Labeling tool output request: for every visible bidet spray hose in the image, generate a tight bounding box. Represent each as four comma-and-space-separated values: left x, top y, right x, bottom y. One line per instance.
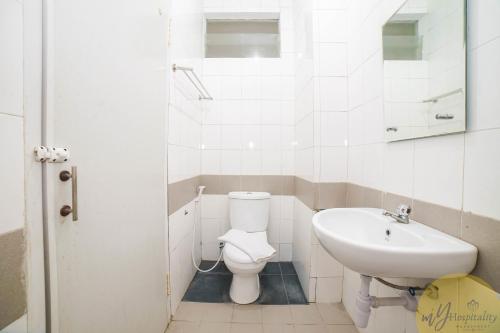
191, 186, 224, 273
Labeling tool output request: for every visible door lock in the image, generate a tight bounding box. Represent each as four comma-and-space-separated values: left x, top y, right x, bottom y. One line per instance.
34, 146, 70, 163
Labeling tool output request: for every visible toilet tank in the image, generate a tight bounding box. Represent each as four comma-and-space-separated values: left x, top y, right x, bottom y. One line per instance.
228, 192, 271, 232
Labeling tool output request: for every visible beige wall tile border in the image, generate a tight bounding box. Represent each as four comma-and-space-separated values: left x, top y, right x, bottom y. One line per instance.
200, 175, 295, 196
168, 175, 295, 216
167, 176, 201, 216
0, 228, 26, 330
168, 176, 500, 291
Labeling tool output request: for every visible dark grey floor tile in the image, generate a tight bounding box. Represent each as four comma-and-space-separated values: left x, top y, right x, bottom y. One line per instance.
260, 262, 281, 275
198, 261, 230, 274
183, 261, 307, 305
182, 273, 232, 303
280, 262, 297, 275
283, 275, 307, 304
256, 275, 288, 305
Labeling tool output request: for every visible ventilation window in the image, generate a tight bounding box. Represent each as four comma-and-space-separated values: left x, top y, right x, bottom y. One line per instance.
205, 14, 280, 58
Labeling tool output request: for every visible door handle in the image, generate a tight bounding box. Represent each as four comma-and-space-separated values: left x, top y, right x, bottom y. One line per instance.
59, 166, 78, 221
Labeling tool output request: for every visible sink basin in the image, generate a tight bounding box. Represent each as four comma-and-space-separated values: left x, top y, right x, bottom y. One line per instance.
312, 208, 477, 279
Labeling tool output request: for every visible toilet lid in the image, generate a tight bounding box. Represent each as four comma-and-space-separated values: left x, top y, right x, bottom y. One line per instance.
223, 231, 270, 264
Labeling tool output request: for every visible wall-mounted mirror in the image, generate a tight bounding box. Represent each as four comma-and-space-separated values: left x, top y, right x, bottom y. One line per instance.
383, 0, 467, 142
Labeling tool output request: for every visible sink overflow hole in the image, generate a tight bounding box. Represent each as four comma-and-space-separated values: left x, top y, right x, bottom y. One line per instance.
385, 229, 391, 236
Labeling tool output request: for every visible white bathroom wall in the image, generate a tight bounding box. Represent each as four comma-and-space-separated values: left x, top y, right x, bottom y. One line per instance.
168, 0, 204, 184
294, 0, 314, 182
168, 200, 201, 314
199, 0, 296, 262
292, 0, 349, 304
348, 0, 500, 227
167, 0, 204, 315
312, 0, 350, 184
201, 1, 296, 177
292, 198, 313, 301
344, 0, 500, 332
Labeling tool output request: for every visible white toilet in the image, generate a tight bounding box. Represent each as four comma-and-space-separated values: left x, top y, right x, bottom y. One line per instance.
222, 191, 274, 304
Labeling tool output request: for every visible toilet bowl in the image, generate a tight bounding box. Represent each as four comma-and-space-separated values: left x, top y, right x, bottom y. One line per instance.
222, 192, 274, 304
223, 232, 269, 304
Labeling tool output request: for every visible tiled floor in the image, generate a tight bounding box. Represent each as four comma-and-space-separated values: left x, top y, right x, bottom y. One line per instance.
167, 302, 358, 333
183, 262, 307, 305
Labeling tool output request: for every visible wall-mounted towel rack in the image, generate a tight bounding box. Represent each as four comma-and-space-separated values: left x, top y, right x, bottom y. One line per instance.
422, 88, 463, 104
172, 64, 213, 101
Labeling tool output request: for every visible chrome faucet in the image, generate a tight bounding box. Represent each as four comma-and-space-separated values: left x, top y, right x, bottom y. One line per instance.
383, 204, 412, 224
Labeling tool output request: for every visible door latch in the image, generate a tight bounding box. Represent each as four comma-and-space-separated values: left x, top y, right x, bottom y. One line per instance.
34, 146, 70, 163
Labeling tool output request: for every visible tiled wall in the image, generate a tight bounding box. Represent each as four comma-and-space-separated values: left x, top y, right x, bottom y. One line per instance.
167, 0, 204, 184
198, 0, 297, 263
344, 0, 500, 332
168, 200, 201, 314
0, 0, 27, 330
292, 0, 350, 304
167, 0, 204, 315
201, 2, 296, 177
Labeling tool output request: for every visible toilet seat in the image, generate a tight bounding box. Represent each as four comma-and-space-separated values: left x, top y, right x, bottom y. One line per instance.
222, 231, 270, 264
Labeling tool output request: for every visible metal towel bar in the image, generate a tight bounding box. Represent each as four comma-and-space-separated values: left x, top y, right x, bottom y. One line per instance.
172, 64, 213, 101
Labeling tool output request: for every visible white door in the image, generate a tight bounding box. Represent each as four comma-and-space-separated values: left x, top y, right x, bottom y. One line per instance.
44, 0, 171, 332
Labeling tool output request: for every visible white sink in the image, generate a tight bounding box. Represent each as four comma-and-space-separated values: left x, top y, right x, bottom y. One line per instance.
312, 208, 477, 279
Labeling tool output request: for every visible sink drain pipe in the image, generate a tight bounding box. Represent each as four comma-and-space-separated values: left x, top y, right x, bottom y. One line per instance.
354, 275, 419, 328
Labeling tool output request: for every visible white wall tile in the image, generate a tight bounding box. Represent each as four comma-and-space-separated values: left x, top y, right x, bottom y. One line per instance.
241, 76, 261, 99
262, 150, 283, 174
262, 101, 282, 124
220, 150, 242, 174
468, 39, 500, 131
279, 243, 293, 261
363, 143, 385, 190
318, 77, 348, 111
468, 0, 500, 49
320, 147, 348, 182
279, 219, 294, 243
202, 125, 221, 149
221, 126, 242, 149
318, 43, 348, 77
262, 125, 282, 150
320, 112, 348, 146
201, 218, 222, 244
201, 150, 221, 174
220, 76, 242, 99
293, 198, 313, 299
463, 129, 500, 220
261, 77, 283, 100
414, 135, 464, 209
383, 141, 414, 197
241, 150, 262, 175
314, 0, 349, 10
315, 11, 348, 43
